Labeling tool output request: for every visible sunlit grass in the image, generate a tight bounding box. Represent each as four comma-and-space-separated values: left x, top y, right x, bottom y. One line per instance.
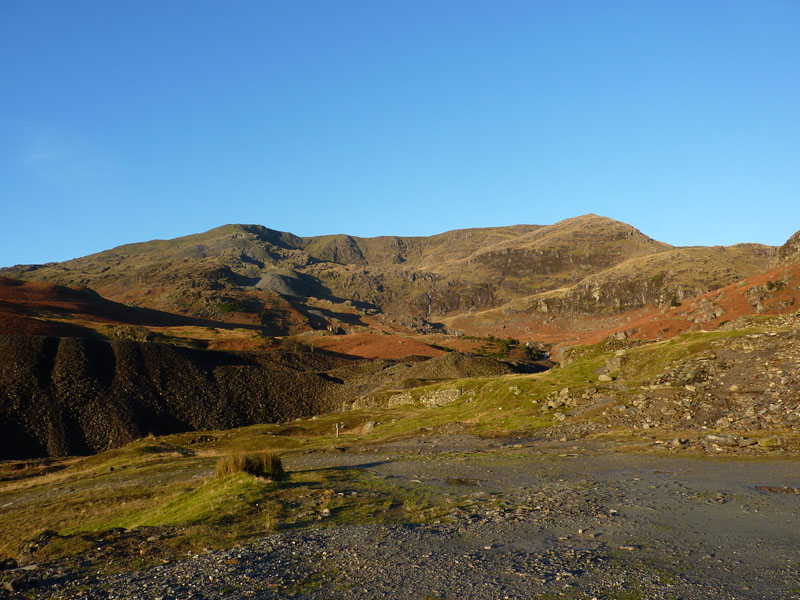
1, 318, 794, 570
215, 451, 285, 480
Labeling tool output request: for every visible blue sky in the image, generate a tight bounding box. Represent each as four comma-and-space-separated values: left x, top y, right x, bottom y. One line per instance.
1, 1, 799, 266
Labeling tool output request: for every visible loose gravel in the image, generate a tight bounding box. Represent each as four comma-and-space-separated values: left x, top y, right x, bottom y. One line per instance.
6, 439, 800, 599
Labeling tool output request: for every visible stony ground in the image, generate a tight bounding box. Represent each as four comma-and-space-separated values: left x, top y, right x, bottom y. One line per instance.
5, 436, 799, 600
535, 315, 800, 456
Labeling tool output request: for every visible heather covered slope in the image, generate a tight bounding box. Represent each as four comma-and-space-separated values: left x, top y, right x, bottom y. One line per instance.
0, 215, 776, 325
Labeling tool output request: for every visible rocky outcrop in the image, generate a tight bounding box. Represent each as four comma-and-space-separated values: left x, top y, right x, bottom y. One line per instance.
386, 387, 466, 408
775, 229, 800, 265
303, 235, 367, 265
598, 321, 800, 435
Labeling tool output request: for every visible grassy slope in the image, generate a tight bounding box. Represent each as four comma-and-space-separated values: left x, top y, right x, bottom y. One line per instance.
2, 313, 797, 571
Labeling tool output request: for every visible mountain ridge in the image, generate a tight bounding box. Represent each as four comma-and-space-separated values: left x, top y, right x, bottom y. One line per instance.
0, 215, 789, 339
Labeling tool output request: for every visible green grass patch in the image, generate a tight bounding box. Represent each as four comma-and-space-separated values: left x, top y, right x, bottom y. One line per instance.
97, 472, 274, 530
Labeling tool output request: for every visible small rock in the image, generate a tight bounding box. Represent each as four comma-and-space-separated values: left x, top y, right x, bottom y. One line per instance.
758, 436, 783, 448
361, 421, 376, 434
728, 384, 740, 392
706, 434, 737, 447
738, 438, 758, 447
598, 374, 613, 382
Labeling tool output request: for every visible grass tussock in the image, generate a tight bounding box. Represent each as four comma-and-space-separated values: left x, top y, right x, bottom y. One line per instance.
215, 451, 286, 481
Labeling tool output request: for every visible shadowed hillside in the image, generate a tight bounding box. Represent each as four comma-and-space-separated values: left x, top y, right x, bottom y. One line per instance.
0, 336, 348, 458
0, 335, 532, 459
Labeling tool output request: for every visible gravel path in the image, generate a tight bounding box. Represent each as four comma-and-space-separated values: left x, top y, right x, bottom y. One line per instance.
9, 438, 800, 599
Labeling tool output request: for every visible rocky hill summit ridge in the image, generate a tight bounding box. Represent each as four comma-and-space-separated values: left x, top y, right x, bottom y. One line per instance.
1, 215, 784, 333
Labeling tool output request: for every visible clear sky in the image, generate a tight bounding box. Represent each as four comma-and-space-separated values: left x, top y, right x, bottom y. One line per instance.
1, 1, 799, 266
